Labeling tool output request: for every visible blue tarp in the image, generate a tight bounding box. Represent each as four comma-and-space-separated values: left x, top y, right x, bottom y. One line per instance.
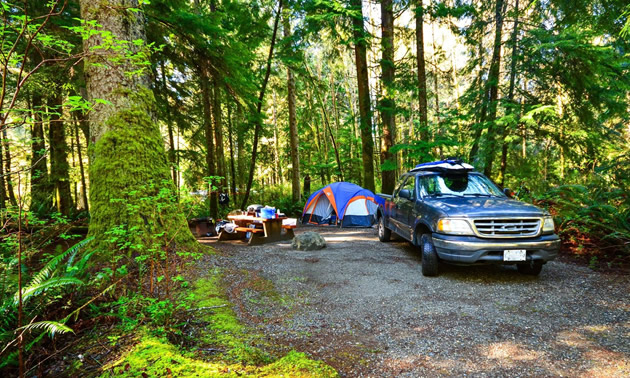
302, 182, 385, 227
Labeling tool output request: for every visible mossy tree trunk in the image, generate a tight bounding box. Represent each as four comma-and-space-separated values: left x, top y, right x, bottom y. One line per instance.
48, 94, 74, 216
80, 0, 197, 255
2, 128, 17, 207
0, 127, 5, 209
30, 94, 53, 215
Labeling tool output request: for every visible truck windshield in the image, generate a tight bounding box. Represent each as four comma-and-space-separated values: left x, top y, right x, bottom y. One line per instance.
419, 173, 505, 198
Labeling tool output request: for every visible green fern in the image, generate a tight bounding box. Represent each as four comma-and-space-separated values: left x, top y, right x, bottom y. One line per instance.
14, 277, 84, 306
29, 237, 94, 287
17, 321, 74, 338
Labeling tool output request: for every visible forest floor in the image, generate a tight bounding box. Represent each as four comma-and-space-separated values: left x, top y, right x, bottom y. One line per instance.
199, 226, 630, 377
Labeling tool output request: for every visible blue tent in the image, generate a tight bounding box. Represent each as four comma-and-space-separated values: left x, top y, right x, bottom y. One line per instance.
302, 182, 385, 227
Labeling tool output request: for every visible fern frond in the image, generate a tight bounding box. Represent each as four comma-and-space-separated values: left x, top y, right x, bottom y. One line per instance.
65, 237, 94, 270
18, 321, 74, 338
15, 277, 84, 306
28, 237, 94, 288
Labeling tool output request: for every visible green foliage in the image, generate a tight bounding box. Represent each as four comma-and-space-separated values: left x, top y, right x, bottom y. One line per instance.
247, 182, 306, 216
17, 321, 74, 338
539, 181, 630, 256
0, 235, 94, 369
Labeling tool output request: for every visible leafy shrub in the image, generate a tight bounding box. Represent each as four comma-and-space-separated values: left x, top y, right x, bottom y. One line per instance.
538, 184, 630, 256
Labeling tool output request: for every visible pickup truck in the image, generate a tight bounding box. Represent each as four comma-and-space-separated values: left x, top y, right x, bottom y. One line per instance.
377, 160, 560, 276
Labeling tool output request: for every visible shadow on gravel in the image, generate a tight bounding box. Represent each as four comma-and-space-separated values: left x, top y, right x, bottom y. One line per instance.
395, 238, 542, 283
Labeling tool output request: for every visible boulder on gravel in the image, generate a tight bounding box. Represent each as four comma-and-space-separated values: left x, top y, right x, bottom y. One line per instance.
292, 232, 326, 251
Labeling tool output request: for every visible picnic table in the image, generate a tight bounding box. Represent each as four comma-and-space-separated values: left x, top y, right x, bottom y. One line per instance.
217, 214, 296, 245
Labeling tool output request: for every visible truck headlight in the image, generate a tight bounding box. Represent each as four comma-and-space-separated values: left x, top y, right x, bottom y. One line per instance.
437, 218, 474, 235
542, 216, 555, 233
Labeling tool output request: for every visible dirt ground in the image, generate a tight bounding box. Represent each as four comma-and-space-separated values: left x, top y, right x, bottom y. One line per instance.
199, 226, 630, 377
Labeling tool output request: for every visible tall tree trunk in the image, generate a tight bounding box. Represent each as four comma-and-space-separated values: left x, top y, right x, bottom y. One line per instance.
70, 129, 78, 204
227, 103, 236, 196
271, 91, 282, 184
200, 65, 218, 218
482, 0, 507, 178
0, 126, 6, 209
499, 0, 520, 186
213, 80, 226, 192
468, 37, 488, 163
81, 0, 197, 253
415, 0, 430, 150
350, 0, 375, 192
284, 11, 301, 202
48, 94, 74, 216
431, 16, 442, 158
160, 60, 177, 188
73, 115, 89, 211
236, 104, 244, 195
30, 94, 52, 214
2, 129, 17, 207
241, 0, 283, 209
379, 0, 396, 194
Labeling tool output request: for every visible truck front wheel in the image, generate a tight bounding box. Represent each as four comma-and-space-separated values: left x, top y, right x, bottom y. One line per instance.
517, 260, 543, 276
378, 216, 391, 242
421, 234, 439, 277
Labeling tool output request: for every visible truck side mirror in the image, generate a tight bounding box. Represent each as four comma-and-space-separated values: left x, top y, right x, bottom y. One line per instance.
503, 188, 513, 198
399, 189, 411, 200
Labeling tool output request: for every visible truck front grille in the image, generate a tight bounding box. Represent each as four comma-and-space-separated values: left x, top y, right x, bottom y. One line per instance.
473, 218, 541, 238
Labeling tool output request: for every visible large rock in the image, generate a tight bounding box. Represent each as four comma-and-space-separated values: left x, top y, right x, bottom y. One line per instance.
292, 232, 326, 251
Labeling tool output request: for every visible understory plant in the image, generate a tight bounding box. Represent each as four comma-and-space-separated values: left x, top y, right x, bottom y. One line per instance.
539, 181, 630, 258
0, 235, 94, 370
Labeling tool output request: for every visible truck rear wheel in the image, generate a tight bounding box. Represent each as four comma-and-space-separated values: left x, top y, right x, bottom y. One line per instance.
421, 234, 439, 277
517, 260, 543, 276
378, 216, 391, 242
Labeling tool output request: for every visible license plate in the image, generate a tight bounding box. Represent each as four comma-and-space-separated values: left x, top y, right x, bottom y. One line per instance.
503, 249, 526, 261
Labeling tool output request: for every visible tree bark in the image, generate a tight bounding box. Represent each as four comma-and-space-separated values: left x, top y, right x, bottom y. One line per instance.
81, 0, 197, 253
48, 94, 74, 216
200, 64, 218, 218
30, 94, 52, 214
213, 80, 226, 192
380, 0, 396, 195
236, 104, 244, 195
159, 60, 177, 188
431, 15, 442, 158
415, 0, 430, 149
271, 91, 282, 184
241, 0, 283, 209
0, 126, 6, 209
468, 37, 487, 163
227, 103, 236, 196
482, 0, 507, 178
284, 11, 301, 202
499, 0, 520, 186
73, 115, 89, 212
350, 0, 375, 192
2, 129, 17, 207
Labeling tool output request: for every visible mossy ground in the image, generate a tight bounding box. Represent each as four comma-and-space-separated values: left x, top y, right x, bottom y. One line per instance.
99, 273, 337, 377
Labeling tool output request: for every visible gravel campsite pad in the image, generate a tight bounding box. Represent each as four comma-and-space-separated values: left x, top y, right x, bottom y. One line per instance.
200, 227, 630, 377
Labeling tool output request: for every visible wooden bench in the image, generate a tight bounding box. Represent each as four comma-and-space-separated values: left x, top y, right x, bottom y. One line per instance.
235, 227, 264, 233
282, 224, 297, 229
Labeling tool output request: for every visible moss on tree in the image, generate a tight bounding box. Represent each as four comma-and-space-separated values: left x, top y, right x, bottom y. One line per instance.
87, 87, 199, 257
